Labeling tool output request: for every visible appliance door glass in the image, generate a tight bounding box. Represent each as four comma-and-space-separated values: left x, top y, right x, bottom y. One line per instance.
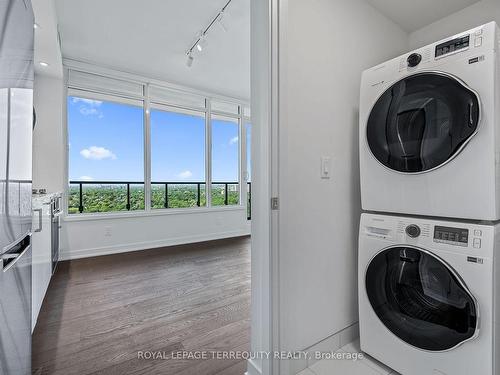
366, 72, 480, 173
0, 235, 31, 375
365, 246, 477, 351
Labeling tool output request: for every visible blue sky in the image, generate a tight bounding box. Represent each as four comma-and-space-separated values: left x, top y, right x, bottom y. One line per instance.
68, 96, 242, 183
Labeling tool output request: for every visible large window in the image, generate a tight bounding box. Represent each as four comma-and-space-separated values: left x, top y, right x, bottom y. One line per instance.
68, 95, 144, 214
150, 107, 206, 209
66, 72, 250, 216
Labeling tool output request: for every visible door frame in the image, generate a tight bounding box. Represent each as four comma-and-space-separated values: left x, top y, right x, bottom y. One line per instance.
248, 0, 283, 374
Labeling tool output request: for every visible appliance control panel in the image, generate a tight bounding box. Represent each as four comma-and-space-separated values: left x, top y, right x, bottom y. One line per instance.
433, 225, 469, 247
362, 214, 492, 254
435, 35, 470, 58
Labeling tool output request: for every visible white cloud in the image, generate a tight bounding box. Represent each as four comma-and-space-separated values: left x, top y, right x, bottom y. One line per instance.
80, 146, 117, 160
79, 176, 94, 181
229, 136, 239, 145
79, 107, 100, 116
72, 97, 102, 106
72, 97, 104, 117
178, 170, 193, 179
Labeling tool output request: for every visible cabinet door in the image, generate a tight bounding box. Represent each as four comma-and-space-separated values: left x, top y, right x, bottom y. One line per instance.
31, 216, 52, 331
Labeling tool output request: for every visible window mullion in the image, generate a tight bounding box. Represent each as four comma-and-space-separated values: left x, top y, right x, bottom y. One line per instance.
144, 84, 152, 211
206, 99, 212, 208
238, 112, 244, 206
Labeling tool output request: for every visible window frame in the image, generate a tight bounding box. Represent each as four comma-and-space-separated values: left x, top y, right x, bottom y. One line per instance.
67, 89, 146, 215
64, 69, 250, 219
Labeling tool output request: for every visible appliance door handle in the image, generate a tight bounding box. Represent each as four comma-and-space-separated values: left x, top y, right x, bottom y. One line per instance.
468, 102, 475, 127
2, 234, 31, 272
34, 208, 43, 232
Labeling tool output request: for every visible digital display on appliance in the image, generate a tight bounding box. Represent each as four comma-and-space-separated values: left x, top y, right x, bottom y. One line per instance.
435, 35, 470, 58
434, 226, 469, 244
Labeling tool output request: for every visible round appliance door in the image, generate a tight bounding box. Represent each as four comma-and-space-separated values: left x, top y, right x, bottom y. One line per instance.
367, 72, 480, 173
365, 246, 478, 351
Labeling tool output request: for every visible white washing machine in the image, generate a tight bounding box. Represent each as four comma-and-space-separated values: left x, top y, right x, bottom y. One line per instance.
358, 213, 500, 375
359, 22, 500, 220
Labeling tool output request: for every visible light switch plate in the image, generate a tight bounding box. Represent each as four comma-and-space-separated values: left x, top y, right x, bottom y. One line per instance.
321, 157, 331, 179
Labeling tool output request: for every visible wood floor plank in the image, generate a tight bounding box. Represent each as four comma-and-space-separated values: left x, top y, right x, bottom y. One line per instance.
33, 236, 251, 375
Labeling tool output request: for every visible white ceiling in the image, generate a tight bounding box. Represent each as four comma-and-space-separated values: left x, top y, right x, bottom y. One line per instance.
365, 0, 483, 32
54, 0, 250, 100
33, 0, 63, 78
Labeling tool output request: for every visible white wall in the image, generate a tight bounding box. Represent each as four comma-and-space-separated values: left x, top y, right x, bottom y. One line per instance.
61, 208, 250, 260
33, 74, 65, 193
409, 0, 500, 49
278, 0, 408, 355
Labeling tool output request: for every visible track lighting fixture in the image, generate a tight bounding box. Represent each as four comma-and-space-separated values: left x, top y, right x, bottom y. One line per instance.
185, 0, 233, 68
196, 33, 207, 52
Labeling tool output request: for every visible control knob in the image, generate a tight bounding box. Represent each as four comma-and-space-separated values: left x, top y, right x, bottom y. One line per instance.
406, 224, 421, 238
407, 53, 422, 67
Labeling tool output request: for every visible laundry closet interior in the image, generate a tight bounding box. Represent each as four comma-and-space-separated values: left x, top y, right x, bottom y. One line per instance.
275, 1, 500, 375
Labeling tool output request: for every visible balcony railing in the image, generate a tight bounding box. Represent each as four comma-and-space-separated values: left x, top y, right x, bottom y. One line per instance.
68, 180, 252, 219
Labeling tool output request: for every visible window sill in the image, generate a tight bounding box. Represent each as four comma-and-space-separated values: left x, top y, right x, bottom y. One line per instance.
63, 205, 247, 222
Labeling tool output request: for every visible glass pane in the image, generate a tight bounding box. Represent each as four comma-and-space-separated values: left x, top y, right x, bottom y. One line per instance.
367, 73, 479, 173
68, 183, 145, 214
211, 115, 239, 206
151, 183, 206, 209
211, 183, 239, 206
150, 108, 206, 209
365, 246, 477, 351
68, 96, 144, 214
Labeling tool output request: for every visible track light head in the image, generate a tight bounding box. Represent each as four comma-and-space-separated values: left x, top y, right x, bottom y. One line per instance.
217, 12, 228, 32
196, 34, 207, 52
186, 53, 194, 67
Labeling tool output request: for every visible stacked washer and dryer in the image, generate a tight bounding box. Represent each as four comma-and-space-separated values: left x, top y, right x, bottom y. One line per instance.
358, 22, 500, 375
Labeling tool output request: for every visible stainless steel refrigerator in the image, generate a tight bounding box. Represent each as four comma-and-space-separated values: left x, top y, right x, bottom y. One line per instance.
0, 1, 34, 374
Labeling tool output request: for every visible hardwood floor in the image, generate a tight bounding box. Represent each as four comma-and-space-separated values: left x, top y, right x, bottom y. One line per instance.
32, 236, 251, 375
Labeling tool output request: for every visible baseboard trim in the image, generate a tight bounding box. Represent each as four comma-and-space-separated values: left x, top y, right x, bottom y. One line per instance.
245, 358, 262, 375
60, 229, 251, 260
